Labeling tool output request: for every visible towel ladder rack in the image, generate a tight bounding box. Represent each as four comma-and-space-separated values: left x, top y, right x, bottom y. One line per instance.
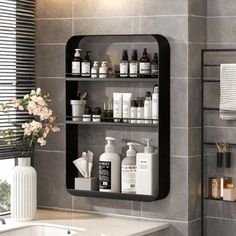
201, 48, 236, 236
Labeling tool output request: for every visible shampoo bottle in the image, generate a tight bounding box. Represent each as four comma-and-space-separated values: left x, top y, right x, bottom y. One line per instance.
99, 137, 121, 193
136, 139, 158, 195
72, 49, 82, 76
121, 142, 140, 194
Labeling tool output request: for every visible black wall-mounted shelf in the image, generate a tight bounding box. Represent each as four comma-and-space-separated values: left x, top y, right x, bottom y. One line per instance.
65, 34, 170, 202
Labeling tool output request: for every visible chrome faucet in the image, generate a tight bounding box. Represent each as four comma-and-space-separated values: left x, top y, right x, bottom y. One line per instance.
0, 218, 6, 225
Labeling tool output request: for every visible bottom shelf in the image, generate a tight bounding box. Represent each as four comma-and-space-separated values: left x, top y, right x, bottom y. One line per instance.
67, 188, 158, 202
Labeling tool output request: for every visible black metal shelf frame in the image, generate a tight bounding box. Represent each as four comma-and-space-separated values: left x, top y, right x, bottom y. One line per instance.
201, 48, 236, 236
65, 34, 170, 202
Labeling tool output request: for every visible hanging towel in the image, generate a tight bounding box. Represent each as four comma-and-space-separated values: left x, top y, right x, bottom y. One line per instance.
220, 64, 236, 120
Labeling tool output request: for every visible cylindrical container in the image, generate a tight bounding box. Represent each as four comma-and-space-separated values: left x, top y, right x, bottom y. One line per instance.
152, 84, 158, 124
91, 61, 99, 78
11, 157, 37, 221
130, 100, 137, 123
137, 99, 144, 124
70, 100, 86, 121
144, 91, 152, 124
99, 61, 108, 78
83, 114, 91, 122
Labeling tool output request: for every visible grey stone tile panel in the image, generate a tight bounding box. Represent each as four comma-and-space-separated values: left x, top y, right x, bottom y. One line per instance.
141, 157, 188, 221
36, 19, 72, 44
35, 151, 72, 209
36, 45, 65, 77
36, 0, 72, 18
207, 0, 236, 16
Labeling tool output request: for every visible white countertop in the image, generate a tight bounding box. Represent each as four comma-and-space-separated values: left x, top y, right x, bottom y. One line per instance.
0, 209, 169, 236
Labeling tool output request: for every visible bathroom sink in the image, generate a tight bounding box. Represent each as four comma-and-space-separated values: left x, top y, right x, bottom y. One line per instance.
0, 225, 78, 236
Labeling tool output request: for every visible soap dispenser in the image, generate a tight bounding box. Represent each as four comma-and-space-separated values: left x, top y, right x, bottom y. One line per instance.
136, 139, 158, 195
99, 137, 121, 193
72, 48, 82, 76
121, 142, 140, 194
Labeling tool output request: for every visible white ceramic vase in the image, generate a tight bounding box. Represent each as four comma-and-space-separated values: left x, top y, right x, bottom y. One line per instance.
11, 157, 37, 221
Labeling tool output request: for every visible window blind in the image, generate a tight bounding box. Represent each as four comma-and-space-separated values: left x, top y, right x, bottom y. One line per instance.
0, 0, 35, 159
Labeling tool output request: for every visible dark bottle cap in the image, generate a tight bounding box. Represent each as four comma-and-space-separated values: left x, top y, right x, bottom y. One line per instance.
122, 49, 128, 60
137, 99, 144, 107
131, 100, 137, 107
84, 106, 92, 114
131, 49, 138, 61
84, 51, 91, 60
93, 107, 102, 115
152, 53, 158, 61
145, 91, 152, 98
143, 48, 148, 56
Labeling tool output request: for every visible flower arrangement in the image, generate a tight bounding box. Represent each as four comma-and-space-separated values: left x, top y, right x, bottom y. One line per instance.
0, 88, 60, 157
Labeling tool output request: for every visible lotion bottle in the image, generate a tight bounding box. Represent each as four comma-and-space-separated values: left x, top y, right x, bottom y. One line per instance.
152, 84, 158, 124
129, 49, 138, 77
99, 137, 121, 193
72, 48, 82, 76
144, 91, 152, 124
121, 142, 140, 194
136, 139, 158, 195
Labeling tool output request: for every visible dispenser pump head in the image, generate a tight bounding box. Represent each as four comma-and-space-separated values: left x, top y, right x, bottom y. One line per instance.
74, 49, 82, 57
144, 139, 153, 153
127, 142, 140, 157
105, 137, 116, 153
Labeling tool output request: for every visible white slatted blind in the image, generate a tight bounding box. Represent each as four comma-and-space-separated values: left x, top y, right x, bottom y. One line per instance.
0, 0, 35, 159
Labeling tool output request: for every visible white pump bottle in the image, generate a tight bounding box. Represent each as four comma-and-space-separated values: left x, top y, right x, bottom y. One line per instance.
121, 142, 140, 194
136, 139, 159, 195
99, 137, 121, 193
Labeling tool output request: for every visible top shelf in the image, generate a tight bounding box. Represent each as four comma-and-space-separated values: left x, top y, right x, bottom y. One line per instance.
66, 76, 158, 82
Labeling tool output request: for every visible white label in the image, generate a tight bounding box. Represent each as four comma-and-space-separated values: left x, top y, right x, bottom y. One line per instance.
130, 62, 138, 77
72, 61, 80, 74
137, 159, 149, 170
139, 62, 151, 75
120, 62, 128, 77
122, 165, 136, 192
91, 67, 98, 78
82, 62, 90, 76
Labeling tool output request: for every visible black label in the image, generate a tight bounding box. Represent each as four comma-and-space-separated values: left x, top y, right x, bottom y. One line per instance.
99, 161, 111, 189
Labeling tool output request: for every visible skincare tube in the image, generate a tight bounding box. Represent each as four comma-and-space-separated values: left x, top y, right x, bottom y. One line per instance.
122, 93, 132, 123
113, 93, 122, 122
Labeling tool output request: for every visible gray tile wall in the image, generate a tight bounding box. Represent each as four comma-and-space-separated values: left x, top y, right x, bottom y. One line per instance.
35, 0, 205, 235
205, 1, 236, 235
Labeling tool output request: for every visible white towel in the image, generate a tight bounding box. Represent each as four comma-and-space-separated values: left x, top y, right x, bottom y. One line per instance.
220, 64, 236, 120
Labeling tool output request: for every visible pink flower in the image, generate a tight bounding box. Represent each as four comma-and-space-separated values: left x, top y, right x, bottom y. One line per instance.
37, 137, 46, 146
52, 126, 60, 132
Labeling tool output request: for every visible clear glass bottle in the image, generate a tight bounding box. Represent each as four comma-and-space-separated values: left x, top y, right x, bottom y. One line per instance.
99, 61, 108, 78
91, 61, 99, 78
120, 50, 129, 78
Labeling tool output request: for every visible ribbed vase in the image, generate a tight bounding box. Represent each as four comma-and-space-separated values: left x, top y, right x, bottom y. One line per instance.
11, 157, 37, 221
